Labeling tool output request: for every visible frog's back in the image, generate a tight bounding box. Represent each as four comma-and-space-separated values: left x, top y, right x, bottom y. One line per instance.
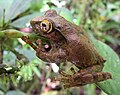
68, 24, 105, 68
44, 11, 106, 68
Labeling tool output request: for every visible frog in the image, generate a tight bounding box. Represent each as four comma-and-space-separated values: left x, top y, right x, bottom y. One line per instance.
22, 10, 112, 88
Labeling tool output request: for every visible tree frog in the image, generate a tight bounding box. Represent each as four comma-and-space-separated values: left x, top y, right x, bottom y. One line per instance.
22, 10, 111, 88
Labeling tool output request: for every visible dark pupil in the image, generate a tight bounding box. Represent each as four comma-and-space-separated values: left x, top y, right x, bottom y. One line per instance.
42, 23, 47, 28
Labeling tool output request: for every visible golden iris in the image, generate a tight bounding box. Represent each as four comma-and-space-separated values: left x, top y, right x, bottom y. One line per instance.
40, 19, 52, 33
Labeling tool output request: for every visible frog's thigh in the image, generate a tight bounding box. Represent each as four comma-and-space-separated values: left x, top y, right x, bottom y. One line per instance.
57, 70, 111, 88
78, 65, 103, 75
74, 72, 111, 84
63, 72, 111, 88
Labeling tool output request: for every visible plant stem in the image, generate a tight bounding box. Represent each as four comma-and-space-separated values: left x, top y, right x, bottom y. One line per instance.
0, 29, 49, 41
80, 0, 92, 25
0, 38, 3, 64
3, 43, 29, 63
0, 29, 26, 38
2, 9, 5, 28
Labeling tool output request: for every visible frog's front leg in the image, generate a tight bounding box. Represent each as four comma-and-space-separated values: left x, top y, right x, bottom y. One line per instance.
22, 36, 66, 63
35, 39, 66, 63
22, 36, 37, 50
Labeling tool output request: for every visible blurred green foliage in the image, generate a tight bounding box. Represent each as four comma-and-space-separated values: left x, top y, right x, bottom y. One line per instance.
0, 0, 120, 95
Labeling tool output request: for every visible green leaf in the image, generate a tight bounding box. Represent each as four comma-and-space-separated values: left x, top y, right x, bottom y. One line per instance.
6, 90, 25, 95
107, 3, 118, 10
5, 0, 32, 22
102, 35, 120, 45
84, 84, 96, 95
3, 51, 16, 64
51, 7, 74, 22
11, 12, 43, 28
27, 65, 33, 78
18, 65, 33, 81
30, 0, 44, 11
17, 46, 37, 61
0, 0, 14, 19
32, 65, 41, 78
0, 29, 23, 38
92, 39, 120, 95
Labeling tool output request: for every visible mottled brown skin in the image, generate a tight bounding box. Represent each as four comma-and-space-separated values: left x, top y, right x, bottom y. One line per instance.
22, 10, 112, 88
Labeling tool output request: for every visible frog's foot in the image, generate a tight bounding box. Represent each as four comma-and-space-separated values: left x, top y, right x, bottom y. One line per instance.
54, 70, 83, 88
54, 68, 79, 88
22, 36, 45, 52
54, 67, 76, 80
55, 72, 112, 88
54, 70, 73, 87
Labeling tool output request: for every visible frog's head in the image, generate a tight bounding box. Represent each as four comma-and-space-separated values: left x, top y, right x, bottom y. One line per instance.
30, 10, 67, 43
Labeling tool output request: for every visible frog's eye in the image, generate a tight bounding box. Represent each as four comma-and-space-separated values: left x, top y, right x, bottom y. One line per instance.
40, 20, 52, 33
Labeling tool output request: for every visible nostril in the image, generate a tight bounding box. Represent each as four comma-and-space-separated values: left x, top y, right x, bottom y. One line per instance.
35, 24, 40, 29
57, 26, 61, 30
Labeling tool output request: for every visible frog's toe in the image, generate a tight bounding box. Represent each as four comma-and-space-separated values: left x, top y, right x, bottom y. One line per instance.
54, 76, 72, 83
63, 84, 71, 89
53, 74, 77, 89
63, 82, 83, 88
54, 70, 83, 88
59, 70, 72, 77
